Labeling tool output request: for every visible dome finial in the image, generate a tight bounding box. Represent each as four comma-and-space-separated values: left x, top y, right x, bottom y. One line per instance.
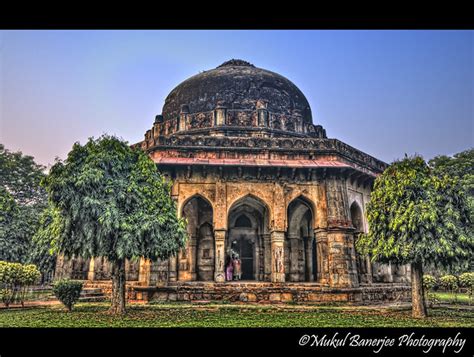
217, 59, 255, 68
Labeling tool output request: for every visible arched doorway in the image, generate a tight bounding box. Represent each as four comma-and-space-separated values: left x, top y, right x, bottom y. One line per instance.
227, 195, 269, 281
287, 196, 316, 282
350, 201, 371, 284
182, 195, 214, 281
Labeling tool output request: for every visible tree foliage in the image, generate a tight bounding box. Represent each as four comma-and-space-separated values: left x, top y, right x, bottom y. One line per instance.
0, 144, 50, 270
357, 155, 473, 267
356, 155, 473, 317
429, 148, 474, 200
428, 148, 474, 273
0, 144, 46, 206
42, 135, 187, 313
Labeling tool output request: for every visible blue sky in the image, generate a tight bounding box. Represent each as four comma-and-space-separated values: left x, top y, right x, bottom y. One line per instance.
0, 30, 472, 166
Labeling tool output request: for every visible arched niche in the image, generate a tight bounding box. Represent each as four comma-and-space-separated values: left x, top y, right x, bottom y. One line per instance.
349, 201, 370, 284
286, 196, 316, 282
181, 195, 214, 281
350, 201, 364, 233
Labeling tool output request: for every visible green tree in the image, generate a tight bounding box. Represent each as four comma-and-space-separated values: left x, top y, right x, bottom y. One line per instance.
0, 144, 46, 206
357, 156, 473, 318
0, 187, 21, 261
30, 207, 60, 281
42, 135, 187, 314
0, 144, 49, 272
429, 148, 474, 273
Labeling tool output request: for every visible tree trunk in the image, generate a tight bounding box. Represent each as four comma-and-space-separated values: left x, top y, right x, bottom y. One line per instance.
110, 258, 126, 315
411, 261, 427, 318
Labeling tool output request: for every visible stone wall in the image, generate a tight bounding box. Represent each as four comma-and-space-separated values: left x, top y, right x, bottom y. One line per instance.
132, 282, 411, 305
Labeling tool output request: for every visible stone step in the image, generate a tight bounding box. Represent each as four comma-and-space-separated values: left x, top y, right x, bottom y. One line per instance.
81, 288, 103, 294
80, 287, 105, 301
78, 295, 107, 302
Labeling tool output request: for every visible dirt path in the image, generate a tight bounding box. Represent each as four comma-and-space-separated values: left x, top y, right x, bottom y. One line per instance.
0, 299, 60, 309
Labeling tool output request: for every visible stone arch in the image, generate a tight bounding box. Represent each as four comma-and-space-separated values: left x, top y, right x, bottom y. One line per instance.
285, 193, 317, 230
228, 211, 258, 228
227, 194, 270, 281
179, 193, 214, 220
227, 193, 272, 226
180, 194, 214, 281
350, 200, 370, 284
349, 201, 364, 233
287, 195, 315, 233
232, 213, 254, 228
286, 196, 316, 282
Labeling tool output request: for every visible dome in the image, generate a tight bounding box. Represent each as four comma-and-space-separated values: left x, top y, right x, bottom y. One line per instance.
162, 59, 313, 125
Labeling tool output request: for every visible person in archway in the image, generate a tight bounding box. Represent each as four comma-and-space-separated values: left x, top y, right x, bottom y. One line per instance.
225, 255, 233, 281
233, 254, 242, 281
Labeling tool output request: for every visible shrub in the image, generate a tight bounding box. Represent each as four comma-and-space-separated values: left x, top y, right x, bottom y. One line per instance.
423, 275, 438, 290
0, 261, 40, 307
458, 272, 474, 304
440, 275, 459, 303
17, 264, 41, 306
52, 279, 83, 311
423, 275, 439, 307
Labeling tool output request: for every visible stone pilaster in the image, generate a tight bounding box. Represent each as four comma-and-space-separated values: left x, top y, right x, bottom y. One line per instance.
214, 105, 226, 126
214, 181, 227, 230
139, 257, 151, 285
271, 231, 285, 282
363, 256, 373, 284
214, 229, 226, 282
168, 255, 177, 282
188, 236, 197, 281
327, 229, 359, 287
314, 229, 329, 284
263, 233, 272, 281
288, 234, 300, 282
87, 257, 95, 281
305, 237, 314, 282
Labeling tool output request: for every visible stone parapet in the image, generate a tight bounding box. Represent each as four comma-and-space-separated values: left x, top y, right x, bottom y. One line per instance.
131, 282, 411, 304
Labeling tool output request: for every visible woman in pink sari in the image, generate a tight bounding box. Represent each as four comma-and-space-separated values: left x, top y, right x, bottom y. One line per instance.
225, 255, 234, 281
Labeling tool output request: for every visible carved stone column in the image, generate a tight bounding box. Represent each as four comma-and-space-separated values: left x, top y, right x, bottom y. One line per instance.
214, 229, 226, 282
288, 234, 300, 282
87, 257, 95, 281
168, 255, 177, 282
305, 237, 314, 282
138, 257, 151, 285
189, 235, 197, 281
271, 231, 285, 282
263, 233, 272, 281
314, 229, 329, 284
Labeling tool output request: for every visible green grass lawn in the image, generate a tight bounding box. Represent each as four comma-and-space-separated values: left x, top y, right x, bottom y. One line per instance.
0, 302, 472, 327
432, 292, 471, 304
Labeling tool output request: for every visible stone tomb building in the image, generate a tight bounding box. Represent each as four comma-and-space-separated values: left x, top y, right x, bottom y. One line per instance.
56, 60, 411, 303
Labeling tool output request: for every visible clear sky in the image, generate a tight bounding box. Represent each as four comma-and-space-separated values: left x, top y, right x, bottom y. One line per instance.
1, 30, 472, 167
